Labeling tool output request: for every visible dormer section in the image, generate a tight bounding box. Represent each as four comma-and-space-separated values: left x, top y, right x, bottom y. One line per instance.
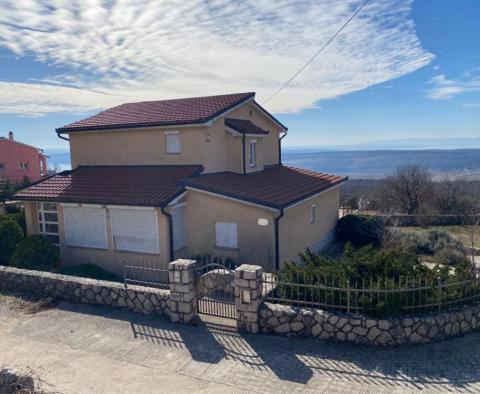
225, 118, 269, 173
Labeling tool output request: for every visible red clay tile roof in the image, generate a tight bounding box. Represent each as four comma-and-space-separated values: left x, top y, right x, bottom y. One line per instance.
225, 118, 269, 135
13, 165, 203, 207
57, 92, 256, 133
183, 165, 347, 209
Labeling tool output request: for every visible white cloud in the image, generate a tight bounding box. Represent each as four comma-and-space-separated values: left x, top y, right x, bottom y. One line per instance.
426, 73, 480, 100
0, 0, 434, 115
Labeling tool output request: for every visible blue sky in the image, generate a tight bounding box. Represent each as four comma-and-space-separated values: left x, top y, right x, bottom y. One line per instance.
0, 0, 479, 150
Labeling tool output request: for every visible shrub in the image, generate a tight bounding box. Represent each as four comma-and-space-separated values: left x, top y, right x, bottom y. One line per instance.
414, 230, 464, 255
434, 248, 469, 266
3, 211, 26, 234
10, 235, 59, 271
0, 218, 24, 264
336, 214, 384, 247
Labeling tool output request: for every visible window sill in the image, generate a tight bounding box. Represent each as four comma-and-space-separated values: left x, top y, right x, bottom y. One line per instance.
166, 152, 181, 155
114, 248, 161, 256
214, 246, 240, 252
65, 244, 108, 251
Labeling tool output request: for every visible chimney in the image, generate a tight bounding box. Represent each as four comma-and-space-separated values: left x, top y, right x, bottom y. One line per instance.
8, 131, 13, 141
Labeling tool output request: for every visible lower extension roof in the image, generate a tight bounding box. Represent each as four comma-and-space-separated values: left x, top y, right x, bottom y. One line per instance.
13, 165, 203, 207
183, 165, 347, 209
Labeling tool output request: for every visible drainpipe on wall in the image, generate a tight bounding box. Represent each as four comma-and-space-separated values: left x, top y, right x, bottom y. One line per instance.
278, 131, 288, 165
242, 134, 246, 174
274, 209, 284, 271
56, 130, 69, 142
161, 206, 175, 262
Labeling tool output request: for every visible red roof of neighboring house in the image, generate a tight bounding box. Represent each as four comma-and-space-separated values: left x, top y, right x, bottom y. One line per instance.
56, 92, 256, 133
225, 118, 269, 135
183, 165, 347, 209
13, 165, 203, 207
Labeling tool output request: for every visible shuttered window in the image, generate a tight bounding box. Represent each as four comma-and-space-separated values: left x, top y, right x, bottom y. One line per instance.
165, 131, 181, 153
110, 208, 160, 254
215, 222, 238, 249
171, 205, 187, 251
63, 206, 107, 249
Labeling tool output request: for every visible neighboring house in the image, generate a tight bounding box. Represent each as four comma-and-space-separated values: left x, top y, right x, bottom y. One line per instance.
0, 132, 48, 185
14, 92, 346, 274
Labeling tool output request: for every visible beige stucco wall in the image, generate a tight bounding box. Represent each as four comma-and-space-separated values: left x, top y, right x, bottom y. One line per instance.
25, 202, 171, 277
184, 190, 276, 271
279, 187, 340, 265
68, 102, 282, 174
24, 202, 39, 235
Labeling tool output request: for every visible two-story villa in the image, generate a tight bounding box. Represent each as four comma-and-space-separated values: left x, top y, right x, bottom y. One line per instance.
14, 92, 346, 274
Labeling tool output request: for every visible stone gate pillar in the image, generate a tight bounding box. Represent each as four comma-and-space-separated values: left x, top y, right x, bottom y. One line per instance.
168, 259, 197, 324
235, 264, 263, 334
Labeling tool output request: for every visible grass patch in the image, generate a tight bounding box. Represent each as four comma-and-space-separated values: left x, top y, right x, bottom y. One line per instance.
0, 291, 56, 314
57, 263, 121, 282
397, 226, 480, 248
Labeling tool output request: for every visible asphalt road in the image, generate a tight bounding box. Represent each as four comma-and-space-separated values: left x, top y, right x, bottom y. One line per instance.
1, 299, 480, 393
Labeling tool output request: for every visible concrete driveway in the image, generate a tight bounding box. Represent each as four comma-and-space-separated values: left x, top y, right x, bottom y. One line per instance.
1, 298, 480, 393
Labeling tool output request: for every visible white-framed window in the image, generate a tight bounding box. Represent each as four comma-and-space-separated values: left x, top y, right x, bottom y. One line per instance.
38, 202, 59, 245
165, 131, 181, 154
215, 222, 238, 249
248, 140, 257, 167
63, 205, 107, 249
171, 204, 187, 251
110, 208, 160, 254
310, 204, 316, 224
19, 162, 28, 170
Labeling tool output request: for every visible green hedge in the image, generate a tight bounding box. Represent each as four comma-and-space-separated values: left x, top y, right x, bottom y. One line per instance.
337, 214, 384, 247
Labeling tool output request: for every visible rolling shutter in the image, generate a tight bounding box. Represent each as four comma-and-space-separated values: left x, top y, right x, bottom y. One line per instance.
215, 222, 238, 249
63, 206, 107, 249
110, 208, 160, 254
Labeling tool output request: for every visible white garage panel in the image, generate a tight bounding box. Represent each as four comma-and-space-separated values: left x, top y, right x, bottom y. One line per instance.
111, 208, 160, 254
63, 206, 107, 249
215, 222, 238, 249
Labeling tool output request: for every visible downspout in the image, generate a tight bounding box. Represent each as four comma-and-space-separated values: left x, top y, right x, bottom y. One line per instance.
242, 133, 246, 174
274, 209, 284, 271
161, 206, 175, 262
56, 130, 69, 142
278, 131, 288, 165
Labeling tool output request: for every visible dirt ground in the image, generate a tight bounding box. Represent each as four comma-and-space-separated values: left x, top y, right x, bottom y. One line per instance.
2, 293, 480, 393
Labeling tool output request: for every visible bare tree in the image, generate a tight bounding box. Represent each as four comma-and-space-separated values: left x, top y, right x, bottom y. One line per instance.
381, 165, 434, 214
435, 178, 469, 215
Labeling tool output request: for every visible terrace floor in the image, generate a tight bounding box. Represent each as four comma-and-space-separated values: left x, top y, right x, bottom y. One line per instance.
1, 294, 480, 393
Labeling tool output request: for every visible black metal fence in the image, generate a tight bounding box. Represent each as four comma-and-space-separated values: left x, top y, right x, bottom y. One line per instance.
263, 271, 480, 317
123, 259, 169, 290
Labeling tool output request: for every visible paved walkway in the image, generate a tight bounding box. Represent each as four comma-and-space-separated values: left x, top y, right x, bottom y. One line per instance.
1, 300, 480, 393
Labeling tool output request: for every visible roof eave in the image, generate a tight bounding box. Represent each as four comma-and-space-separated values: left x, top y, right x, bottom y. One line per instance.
56, 92, 256, 134
184, 177, 347, 211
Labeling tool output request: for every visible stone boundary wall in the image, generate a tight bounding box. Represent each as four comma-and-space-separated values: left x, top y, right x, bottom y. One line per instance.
259, 302, 480, 346
373, 214, 480, 228
0, 266, 170, 316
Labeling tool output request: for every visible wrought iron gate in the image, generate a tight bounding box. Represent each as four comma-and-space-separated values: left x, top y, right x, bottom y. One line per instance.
196, 261, 236, 319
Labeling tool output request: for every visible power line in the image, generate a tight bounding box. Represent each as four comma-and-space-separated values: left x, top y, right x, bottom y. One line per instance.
262, 0, 371, 105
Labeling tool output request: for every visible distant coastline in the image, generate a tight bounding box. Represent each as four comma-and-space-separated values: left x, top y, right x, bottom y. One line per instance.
45, 148, 480, 180
282, 148, 480, 180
